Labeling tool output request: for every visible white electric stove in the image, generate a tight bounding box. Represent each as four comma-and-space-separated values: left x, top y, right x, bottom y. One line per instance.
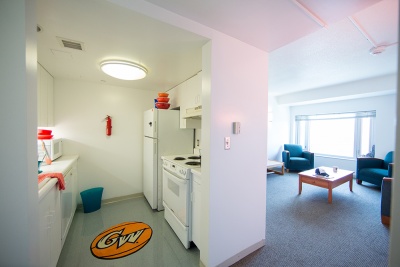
161, 154, 200, 248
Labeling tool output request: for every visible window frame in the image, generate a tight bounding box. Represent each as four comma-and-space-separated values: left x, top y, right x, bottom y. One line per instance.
295, 111, 376, 159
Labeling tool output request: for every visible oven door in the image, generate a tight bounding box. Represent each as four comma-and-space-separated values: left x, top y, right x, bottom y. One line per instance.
162, 169, 189, 226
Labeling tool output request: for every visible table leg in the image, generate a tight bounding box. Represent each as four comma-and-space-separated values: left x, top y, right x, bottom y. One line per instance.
299, 177, 302, 194
328, 184, 333, 204
267, 164, 284, 175
349, 177, 353, 192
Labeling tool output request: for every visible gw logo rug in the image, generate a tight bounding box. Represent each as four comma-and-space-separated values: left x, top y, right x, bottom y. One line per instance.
91, 222, 153, 259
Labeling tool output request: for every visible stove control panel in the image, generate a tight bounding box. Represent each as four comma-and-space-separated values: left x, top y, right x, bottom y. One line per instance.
162, 159, 190, 179
162, 160, 170, 169
177, 166, 187, 177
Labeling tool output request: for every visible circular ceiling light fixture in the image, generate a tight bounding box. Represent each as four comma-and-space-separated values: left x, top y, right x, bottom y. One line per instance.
100, 60, 147, 80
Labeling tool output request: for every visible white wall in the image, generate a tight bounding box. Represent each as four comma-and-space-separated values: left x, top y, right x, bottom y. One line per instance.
0, 1, 40, 266
276, 74, 397, 106
267, 96, 290, 160
388, 31, 400, 267
201, 36, 268, 266
53, 79, 155, 201
269, 74, 397, 167
3, 1, 399, 266
289, 94, 397, 171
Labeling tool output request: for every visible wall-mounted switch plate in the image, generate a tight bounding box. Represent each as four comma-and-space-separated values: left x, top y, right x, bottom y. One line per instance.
233, 122, 241, 134
224, 137, 230, 150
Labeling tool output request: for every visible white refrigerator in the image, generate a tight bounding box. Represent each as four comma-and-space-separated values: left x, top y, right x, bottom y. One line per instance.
143, 108, 194, 210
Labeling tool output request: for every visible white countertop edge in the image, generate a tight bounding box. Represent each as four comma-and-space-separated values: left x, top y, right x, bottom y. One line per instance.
40, 155, 79, 176
38, 179, 58, 201
38, 155, 79, 198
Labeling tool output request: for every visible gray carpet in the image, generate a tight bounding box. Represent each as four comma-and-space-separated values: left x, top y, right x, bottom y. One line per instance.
233, 172, 389, 267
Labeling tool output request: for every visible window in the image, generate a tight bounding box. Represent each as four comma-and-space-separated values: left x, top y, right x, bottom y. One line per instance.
295, 111, 375, 159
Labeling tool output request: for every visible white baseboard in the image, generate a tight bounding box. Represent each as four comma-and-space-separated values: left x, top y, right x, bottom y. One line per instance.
216, 239, 265, 267
77, 193, 144, 210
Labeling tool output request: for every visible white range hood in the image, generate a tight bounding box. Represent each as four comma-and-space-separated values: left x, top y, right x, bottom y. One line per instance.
183, 105, 202, 119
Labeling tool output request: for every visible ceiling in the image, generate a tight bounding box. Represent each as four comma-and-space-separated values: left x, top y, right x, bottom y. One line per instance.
37, 0, 398, 97
37, 0, 207, 92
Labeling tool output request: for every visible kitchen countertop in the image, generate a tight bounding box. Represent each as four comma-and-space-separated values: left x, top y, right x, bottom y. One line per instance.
38, 155, 79, 200
40, 155, 79, 176
191, 168, 201, 175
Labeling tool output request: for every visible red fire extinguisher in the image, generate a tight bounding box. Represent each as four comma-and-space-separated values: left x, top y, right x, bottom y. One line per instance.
105, 115, 112, 136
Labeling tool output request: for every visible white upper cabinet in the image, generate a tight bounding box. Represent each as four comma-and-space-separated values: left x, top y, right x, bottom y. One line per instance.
37, 63, 54, 127
186, 72, 202, 107
179, 72, 202, 129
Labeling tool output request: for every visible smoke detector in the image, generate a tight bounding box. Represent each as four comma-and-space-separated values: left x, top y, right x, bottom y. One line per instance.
369, 46, 386, 55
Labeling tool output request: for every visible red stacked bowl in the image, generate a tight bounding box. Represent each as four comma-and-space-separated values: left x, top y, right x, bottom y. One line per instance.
38, 129, 53, 139
155, 92, 170, 109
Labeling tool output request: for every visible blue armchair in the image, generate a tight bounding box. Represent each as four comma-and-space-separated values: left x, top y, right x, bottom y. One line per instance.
356, 151, 394, 186
381, 177, 393, 225
282, 144, 314, 172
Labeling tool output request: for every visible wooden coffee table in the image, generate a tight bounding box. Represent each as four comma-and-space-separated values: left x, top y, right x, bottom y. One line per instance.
267, 160, 284, 175
298, 167, 354, 203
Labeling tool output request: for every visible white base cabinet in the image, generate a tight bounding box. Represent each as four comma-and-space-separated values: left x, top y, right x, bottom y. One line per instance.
61, 162, 78, 247
191, 170, 201, 250
38, 155, 79, 266
39, 180, 61, 267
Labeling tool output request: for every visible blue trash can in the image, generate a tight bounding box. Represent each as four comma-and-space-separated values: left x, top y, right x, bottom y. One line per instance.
80, 187, 103, 213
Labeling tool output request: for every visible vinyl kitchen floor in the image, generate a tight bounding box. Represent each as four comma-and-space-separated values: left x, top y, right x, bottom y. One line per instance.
57, 196, 200, 267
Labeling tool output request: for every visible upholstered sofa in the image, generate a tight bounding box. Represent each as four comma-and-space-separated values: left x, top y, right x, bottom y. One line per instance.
356, 151, 394, 186
282, 144, 314, 172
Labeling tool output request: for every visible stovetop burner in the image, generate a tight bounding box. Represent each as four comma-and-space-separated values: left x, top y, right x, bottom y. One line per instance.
174, 157, 186, 160
188, 156, 201, 160
186, 161, 201, 166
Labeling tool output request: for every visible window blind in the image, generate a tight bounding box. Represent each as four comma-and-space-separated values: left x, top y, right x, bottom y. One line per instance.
295, 110, 376, 121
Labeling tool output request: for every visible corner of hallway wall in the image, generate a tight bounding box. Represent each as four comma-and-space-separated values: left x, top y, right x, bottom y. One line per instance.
202, 33, 268, 267
0, 1, 40, 265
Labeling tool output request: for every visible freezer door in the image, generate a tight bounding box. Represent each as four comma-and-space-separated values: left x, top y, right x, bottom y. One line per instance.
143, 136, 158, 209
144, 109, 156, 138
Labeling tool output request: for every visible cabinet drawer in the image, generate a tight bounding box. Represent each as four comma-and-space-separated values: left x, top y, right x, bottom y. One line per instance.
300, 176, 328, 188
